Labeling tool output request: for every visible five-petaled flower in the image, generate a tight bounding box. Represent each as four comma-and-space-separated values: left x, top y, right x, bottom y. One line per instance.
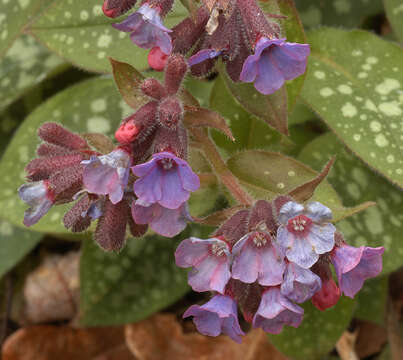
183, 295, 245, 343
132, 151, 200, 210
175, 236, 231, 293
240, 37, 310, 95
331, 243, 384, 298
276, 201, 336, 269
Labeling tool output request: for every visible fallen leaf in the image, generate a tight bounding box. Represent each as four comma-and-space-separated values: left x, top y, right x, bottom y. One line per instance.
21, 251, 80, 324
336, 331, 359, 360
125, 313, 287, 360
355, 320, 387, 359
2, 325, 133, 360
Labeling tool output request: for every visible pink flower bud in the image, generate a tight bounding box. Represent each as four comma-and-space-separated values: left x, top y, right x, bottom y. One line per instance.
148, 47, 169, 71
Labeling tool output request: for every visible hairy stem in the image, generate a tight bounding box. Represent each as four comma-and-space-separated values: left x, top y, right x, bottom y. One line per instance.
190, 128, 253, 206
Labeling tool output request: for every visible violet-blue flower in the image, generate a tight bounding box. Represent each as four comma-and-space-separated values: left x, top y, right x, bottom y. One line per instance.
239, 37, 310, 95
253, 287, 303, 334
331, 243, 384, 298
231, 231, 285, 286
131, 201, 191, 238
175, 237, 231, 293
132, 151, 200, 210
281, 262, 322, 303
18, 180, 55, 227
276, 201, 336, 269
112, 4, 172, 55
183, 295, 244, 343
81, 148, 131, 205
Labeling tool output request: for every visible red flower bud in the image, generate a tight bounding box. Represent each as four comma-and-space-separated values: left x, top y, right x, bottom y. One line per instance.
102, 0, 138, 18
312, 278, 341, 311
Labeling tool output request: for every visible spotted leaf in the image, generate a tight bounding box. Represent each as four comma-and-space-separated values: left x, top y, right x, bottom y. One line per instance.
0, 0, 54, 57
295, 0, 383, 29
227, 150, 374, 223
299, 132, 403, 274
301, 28, 403, 188
30, 0, 188, 73
0, 34, 65, 113
0, 219, 42, 278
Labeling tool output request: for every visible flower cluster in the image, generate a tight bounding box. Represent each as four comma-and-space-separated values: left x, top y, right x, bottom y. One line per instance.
18, 54, 200, 250
175, 197, 384, 342
106, 0, 310, 95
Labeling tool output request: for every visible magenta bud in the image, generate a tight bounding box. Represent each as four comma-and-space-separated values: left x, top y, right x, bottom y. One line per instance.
148, 47, 169, 71
164, 54, 188, 95
140, 78, 167, 100
102, 0, 138, 18
156, 97, 183, 129
312, 278, 341, 311
38, 123, 87, 151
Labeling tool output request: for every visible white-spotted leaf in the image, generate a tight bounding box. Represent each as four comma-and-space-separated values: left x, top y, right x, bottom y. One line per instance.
302, 28, 403, 188
385, 0, 403, 43
0, 34, 65, 112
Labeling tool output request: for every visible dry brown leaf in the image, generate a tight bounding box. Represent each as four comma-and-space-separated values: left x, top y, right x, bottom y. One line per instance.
355, 321, 387, 359
125, 313, 287, 360
2, 325, 133, 360
336, 331, 359, 360
21, 251, 80, 324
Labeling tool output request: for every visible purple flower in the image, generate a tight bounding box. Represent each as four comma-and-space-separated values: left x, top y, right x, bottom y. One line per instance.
112, 4, 172, 55
188, 49, 222, 66
276, 201, 336, 269
183, 295, 244, 343
281, 262, 322, 303
18, 180, 55, 227
82, 148, 131, 205
131, 201, 191, 238
253, 287, 303, 334
175, 237, 231, 293
231, 231, 285, 286
240, 37, 310, 95
331, 244, 384, 298
132, 152, 200, 210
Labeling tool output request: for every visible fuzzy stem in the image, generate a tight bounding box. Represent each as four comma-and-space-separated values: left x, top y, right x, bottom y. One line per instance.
190, 128, 253, 206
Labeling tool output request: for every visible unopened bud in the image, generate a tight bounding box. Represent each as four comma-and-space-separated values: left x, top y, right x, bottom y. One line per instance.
312, 278, 341, 311
148, 47, 169, 71
164, 54, 188, 95
102, 0, 138, 18
141, 78, 167, 100
156, 97, 183, 129
115, 101, 158, 144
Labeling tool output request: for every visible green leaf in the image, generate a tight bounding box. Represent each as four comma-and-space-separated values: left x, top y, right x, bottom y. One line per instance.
0, 77, 127, 233
227, 150, 373, 223
30, 0, 188, 73
295, 0, 383, 28
269, 296, 356, 360
0, 0, 54, 57
210, 76, 291, 156
385, 0, 403, 43
0, 219, 42, 278
302, 28, 403, 188
299, 132, 403, 274
0, 34, 65, 112
80, 224, 211, 326
355, 276, 388, 325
